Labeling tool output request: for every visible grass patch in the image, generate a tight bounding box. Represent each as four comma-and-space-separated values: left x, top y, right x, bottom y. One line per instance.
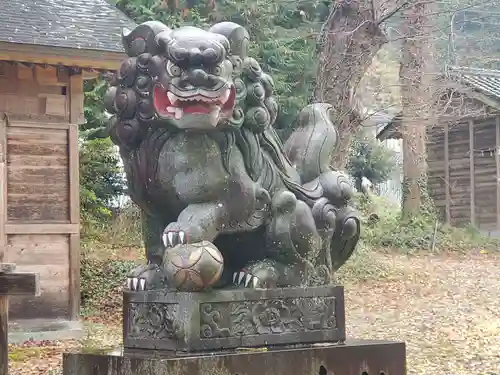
353, 193, 500, 253
8, 347, 44, 362
81, 203, 143, 249
335, 242, 398, 284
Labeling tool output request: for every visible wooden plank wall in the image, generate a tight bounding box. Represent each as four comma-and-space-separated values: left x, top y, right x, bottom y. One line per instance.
8, 126, 69, 222
427, 126, 447, 221
446, 122, 471, 226
0, 61, 82, 321
428, 113, 500, 230
472, 117, 497, 230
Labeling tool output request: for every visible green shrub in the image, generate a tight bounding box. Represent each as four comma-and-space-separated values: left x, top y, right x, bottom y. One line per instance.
354, 193, 500, 253
106, 203, 143, 247
80, 257, 138, 316
346, 131, 399, 191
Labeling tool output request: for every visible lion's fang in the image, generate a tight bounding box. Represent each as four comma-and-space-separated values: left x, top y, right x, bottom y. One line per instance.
238, 272, 245, 284
252, 277, 259, 288
167, 91, 177, 104
244, 273, 252, 287
221, 89, 231, 104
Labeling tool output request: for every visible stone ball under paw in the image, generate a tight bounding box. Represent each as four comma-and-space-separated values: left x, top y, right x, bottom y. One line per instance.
163, 241, 224, 292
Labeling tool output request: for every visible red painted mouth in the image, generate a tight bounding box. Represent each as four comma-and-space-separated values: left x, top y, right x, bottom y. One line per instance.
153, 85, 236, 119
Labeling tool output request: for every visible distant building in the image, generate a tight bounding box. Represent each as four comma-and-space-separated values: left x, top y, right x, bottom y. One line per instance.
377, 66, 500, 233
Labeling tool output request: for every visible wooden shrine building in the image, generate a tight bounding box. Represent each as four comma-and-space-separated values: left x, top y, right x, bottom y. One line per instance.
0, 0, 135, 340
377, 66, 500, 233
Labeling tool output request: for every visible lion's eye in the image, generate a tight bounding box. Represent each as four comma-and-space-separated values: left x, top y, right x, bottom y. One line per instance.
212, 65, 223, 76
166, 61, 181, 77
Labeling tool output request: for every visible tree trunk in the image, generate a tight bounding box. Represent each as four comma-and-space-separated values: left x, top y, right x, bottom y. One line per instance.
314, 0, 387, 170
399, 0, 436, 217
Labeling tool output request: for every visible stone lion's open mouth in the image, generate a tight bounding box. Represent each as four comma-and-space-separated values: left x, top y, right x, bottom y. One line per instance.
153, 85, 236, 121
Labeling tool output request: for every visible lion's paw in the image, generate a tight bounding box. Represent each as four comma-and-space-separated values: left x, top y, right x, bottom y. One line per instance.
126, 263, 167, 292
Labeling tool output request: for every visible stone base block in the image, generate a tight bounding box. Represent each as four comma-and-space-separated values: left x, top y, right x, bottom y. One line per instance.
63, 341, 406, 375
123, 285, 345, 351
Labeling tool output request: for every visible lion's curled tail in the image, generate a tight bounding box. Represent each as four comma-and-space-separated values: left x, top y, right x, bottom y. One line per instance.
283, 103, 339, 184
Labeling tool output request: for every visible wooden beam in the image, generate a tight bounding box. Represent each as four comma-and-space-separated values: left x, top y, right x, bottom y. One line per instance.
496, 116, 500, 230
34, 65, 58, 86
0, 116, 7, 263
68, 234, 80, 321
82, 70, 100, 80
57, 67, 70, 85
15, 64, 33, 81
0, 42, 124, 71
0, 273, 40, 296
69, 74, 85, 125
444, 122, 451, 224
5, 223, 79, 235
68, 79, 81, 320
6, 121, 71, 130
469, 119, 476, 227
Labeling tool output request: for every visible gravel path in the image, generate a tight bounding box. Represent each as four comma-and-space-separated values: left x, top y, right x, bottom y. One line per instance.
345, 252, 500, 375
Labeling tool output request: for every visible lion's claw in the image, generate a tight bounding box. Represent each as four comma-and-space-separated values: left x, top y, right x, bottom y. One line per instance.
127, 277, 147, 291
162, 230, 187, 248
125, 263, 165, 292
232, 270, 262, 288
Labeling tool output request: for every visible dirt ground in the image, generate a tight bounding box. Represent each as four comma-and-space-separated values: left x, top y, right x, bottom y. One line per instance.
9, 251, 500, 375
346, 252, 500, 375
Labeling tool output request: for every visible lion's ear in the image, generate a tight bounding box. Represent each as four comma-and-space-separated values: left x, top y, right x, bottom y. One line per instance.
208, 22, 250, 58
122, 21, 172, 57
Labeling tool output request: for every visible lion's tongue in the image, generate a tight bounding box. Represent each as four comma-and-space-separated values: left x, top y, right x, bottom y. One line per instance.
183, 104, 212, 114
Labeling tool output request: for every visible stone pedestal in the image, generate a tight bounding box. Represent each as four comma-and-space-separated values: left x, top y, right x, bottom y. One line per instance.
63, 341, 406, 375
63, 286, 407, 375
123, 285, 345, 351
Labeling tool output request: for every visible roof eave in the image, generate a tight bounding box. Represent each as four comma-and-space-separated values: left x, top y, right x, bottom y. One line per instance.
0, 41, 125, 71
376, 118, 403, 141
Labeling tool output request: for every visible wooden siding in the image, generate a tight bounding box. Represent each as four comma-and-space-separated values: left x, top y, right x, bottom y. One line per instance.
5, 234, 70, 319
447, 122, 471, 226
427, 126, 446, 221
473, 117, 497, 229
0, 61, 82, 321
427, 112, 500, 229
7, 126, 70, 222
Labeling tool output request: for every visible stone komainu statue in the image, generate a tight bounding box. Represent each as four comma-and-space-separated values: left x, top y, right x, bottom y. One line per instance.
103, 20, 360, 291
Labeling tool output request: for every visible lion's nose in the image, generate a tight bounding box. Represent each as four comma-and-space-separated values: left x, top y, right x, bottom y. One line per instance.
188, 69, 214, 88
